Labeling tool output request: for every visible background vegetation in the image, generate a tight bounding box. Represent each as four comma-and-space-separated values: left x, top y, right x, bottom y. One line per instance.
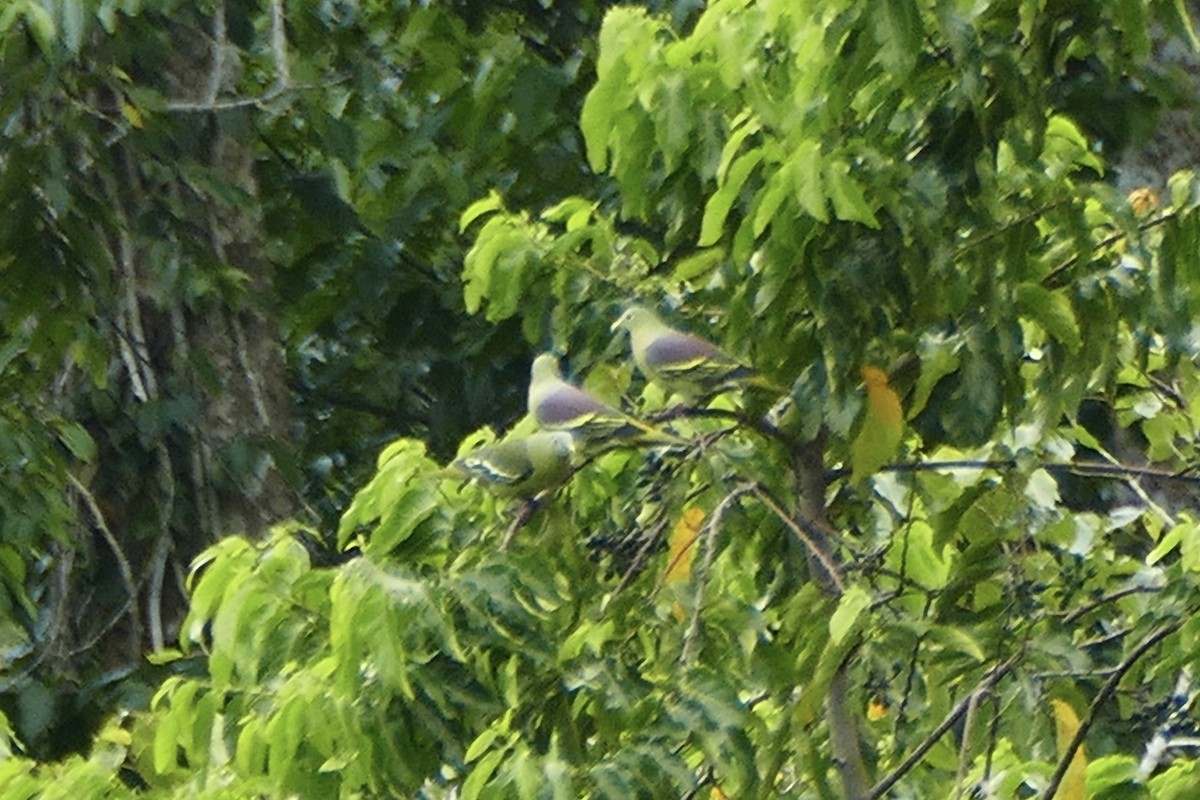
4, 0, 1200, 797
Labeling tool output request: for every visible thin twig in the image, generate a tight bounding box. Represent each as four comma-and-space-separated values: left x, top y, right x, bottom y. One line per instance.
1078, 626, 1132, 649
620, 516, 674, 603
650, 405, 806, 452
165, 79, 344, 112
67, 473, 142, 659
950, 691, 981, 800
954, 200, 1072, 256
870, 656, 1018, 799
833, 457, 1200, 486
1039, 620, 1185, 800
895, 601, 932, 731
1062, 585, 1161, 624
1041, 211, 1177, 288
499, 493, 548, 550
680, 485, 754, 665
751, 485, 845, 594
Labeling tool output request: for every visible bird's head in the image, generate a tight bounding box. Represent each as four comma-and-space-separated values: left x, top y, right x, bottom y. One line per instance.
531, 353, 562, 382
610, 305, 656, 335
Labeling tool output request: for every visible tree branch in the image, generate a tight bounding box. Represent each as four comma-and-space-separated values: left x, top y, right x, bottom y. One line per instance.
680, 485, 754, 665
67, 473, 142, 661
203, 3, 227, 105
870, 656, 1018, 798
1039, 620, 1185, 800
751, 485, 845, 594
1041, 211, 1177, 289
828, 456, 1200, 486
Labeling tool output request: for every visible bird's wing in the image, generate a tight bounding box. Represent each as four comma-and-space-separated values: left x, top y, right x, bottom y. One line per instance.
644, 330, 751, 382
534, 384, 614, 427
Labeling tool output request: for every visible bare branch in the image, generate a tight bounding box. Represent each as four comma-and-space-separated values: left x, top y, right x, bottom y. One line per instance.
67, 473, 142, 660
1062, 585, 1161, 624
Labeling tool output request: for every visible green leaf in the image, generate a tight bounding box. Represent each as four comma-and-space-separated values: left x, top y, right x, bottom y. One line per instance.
875, 0, 922, 75
22, 3, 55, 55
829, 584, 871, 645
672, 248, 725, 282
369, 485, 438, 554
465, 725, 509, 764
1113, 0, 1149, 57
1086, 754, 1141, 797
929, 625, 987, 662
791, 140, 828, 222
753, 161, 792, 237
716, 112, 761, 184
824, 159, 878, 228
59, 0, 87, 56
55, 420, 96, 463
890, 521, 950, 590
910, 333, 962, 419
699, 147, 764, 246
541, 196, 594, 227
1016, 283, 1082, 351
1024, 468, 1060, 509
462, 748, 506, 800
580, 60, 629, 174
460, 191, 505, 232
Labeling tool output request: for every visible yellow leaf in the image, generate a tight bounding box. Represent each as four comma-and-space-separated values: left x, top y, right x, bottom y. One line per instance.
1127, 187, 1159, 216
850, 366, 904, 485
664, 507, 705, 585
1050, 699, 1087, 800
866, 698, 888, 721
121, 99, 144, 129
665, 507, 705, 622
710, 784, 730, 800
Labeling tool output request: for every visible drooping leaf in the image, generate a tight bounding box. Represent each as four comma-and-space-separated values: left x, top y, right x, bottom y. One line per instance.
1051, 698, 1088, 800
851, 366, 904, 485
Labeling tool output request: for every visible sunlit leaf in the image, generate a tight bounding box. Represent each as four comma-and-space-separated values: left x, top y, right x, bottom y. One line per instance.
1051, 699, 1087, 800
851, 366, 904, 485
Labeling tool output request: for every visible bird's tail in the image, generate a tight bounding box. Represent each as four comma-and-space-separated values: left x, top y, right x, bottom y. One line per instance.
613, 417, 690, 446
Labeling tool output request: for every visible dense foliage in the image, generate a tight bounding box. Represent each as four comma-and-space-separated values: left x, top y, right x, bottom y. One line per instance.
6, 0, 1200, 798
0, 0, 613, 760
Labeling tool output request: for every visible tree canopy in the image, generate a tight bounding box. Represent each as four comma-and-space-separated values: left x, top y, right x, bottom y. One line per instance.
6, 1, 1200, 798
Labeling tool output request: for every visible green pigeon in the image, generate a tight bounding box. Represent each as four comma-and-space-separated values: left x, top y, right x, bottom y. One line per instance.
527, 353, 683, 446
611, 305, 780, 398
441, 430, 576, 497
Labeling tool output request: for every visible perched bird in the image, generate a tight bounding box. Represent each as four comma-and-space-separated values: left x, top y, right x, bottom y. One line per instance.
611, 305, 779, 398
441, 430, 576, 497
527, 353, 682, 446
